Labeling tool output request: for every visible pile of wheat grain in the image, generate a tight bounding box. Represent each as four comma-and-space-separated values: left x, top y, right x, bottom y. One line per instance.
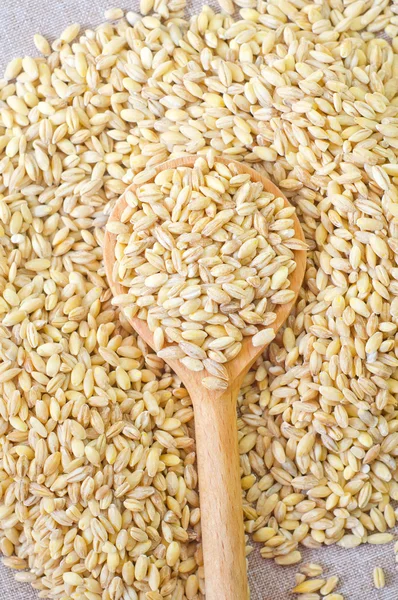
0, 1, 398, 599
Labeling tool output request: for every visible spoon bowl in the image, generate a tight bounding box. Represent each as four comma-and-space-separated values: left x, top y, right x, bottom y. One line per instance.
104, 156, 307, 600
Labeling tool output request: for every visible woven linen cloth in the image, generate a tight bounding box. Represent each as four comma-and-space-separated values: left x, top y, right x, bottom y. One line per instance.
0, 1, 397, 598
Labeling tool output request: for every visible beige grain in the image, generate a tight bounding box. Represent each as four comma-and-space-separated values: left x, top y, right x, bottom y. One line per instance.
373, 567, 385, 589
110, 158, 297, 385
0, 0, 397, 597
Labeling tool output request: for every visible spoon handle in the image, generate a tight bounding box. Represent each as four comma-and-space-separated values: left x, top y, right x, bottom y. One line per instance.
193, 386, 248, 600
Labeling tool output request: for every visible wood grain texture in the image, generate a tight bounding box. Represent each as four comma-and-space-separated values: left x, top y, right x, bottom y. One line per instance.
193, 385, 248, 600
104, 156, 307, 600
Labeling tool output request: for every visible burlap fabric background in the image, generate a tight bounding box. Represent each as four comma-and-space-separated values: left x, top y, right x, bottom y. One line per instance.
0, 1, 397, 597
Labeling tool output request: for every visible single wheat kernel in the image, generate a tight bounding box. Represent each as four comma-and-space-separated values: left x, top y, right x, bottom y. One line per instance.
368, 533, 393, 545
33, 33, 51, 55
373, 567, 385, 589
104, 7, 124, 20
292, 580, 326, 594
320, 576, 339, 595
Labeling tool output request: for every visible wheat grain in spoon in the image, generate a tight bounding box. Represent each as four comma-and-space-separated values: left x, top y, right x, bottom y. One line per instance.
104, 156, 307, 600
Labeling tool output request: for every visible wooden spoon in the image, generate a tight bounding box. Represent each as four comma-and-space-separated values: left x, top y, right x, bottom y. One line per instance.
104, 156, 307, 600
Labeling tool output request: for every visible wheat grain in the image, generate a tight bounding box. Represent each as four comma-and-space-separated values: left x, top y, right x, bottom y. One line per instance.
109, 158, 297, 385
320, 577, 339, 596
104, 7, 124, 20
0, 0, 397, 597
292, 579, 326, 594
373, 567, 385, 589
300, 564, 324, 578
